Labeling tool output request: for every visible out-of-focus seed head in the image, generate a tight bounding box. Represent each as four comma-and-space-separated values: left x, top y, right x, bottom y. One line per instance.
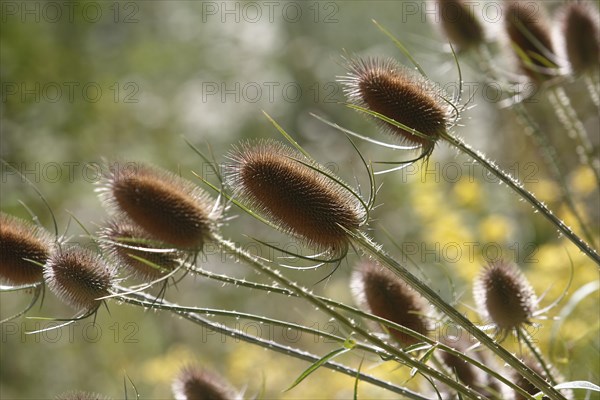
44, 247, 116, 312
0, 212, 52, 285
98, 162, 215, 250
436, 0, 485, 51
55, 391, 111, 400
225, 140, 365, 255
560, 1, 600, 75
339, 57, 449, 152
351, 260, 430, 346
512, 358, 572, 400
505, 0, 559, 82
172, 365, 240, 400
99, 219, 181, 281
474, 260, 537, 335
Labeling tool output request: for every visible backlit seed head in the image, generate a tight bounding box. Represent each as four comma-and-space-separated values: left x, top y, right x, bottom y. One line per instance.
339, 57, 449, 151
98, 162, 215, 250
436, 0, 485, 51
44, 247, 116, 312
505, 1, 559, 82
560, 1, 600, 75
99, 219, 181, 281
172, 365, 240, 400
55, 391, 111, 400
225, 140, 365, 254
474, 260, 537, 335
351, 260, 430, 346
0, 212, 52, 285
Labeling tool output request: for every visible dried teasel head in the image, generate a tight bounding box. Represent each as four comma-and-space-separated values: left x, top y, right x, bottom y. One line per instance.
99, 218, 181, 282
512, 358, 572, 400
474, 260, 537, 336
351, 260, 430, 346
98, 162, 216, 250
339, 57, 450, 153
436, 0, 485, 51
560, 1, 600, 75
505, 0, 559, 82
172, 365, 240, 400
0, 212, 52, 286
225, 140, 365, 255
55, 391, 111, 400
44, 247, 116, 313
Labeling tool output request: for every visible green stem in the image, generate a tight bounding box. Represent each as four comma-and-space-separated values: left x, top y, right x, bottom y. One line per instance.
441, 131, 600, 267
519, 327, 557, 387
354, 231, 566, 400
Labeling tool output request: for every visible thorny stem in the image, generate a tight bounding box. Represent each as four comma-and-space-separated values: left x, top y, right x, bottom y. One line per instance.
214, 234, 495, 400
519, 327, 557, 387
353, 231, 566, 400
441, 131, 600, 267
116, 288, 428, 400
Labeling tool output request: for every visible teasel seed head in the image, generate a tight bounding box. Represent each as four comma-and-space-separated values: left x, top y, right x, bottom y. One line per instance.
225, 140, 365, 255
98, 162, 215, 250
505, 0, 559, 82
0, 212, 52, 286
44, 247, 116, 313
351, 260, 430, 346
474, 260, 537, 335
560, 1, 600, 75
55, 391, 111, 400
512, 358, 572, 400
436, 0, 485, 51
339, 57, 449, 153
99, 218, 181, 281
172, 365, 240, 400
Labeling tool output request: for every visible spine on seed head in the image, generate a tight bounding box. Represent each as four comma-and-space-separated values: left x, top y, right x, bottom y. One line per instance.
339, 57, 449, 152
225, 140, 365, 255
99, 218, 181, 282
473, 260, 537, 336
559, 1, 600, 75
436, 0, 485, 51
505, 0, 559, 82
172, 365, 240, 400
97, 161, 216, 250
55, 391, 111, 400
44, 247, 116, 312
351, 260, 430, 346
0, 212, 52, 286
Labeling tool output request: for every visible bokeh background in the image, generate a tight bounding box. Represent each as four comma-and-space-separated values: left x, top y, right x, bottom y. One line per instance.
1, 1, 598, 399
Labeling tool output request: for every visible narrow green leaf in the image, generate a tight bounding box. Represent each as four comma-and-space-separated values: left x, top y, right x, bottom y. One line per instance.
284, 347, 352, 392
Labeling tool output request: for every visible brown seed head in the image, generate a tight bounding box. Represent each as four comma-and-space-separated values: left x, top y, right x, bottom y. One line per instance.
0, 212, 52, 285
505, 1, 559, 82
339, 57, 449, 151
474, 260, 537, 335
172, 365, 239, 400
98, 162, 215, 250
55, 391, 111, 400
512, 358, 572, 400
437, 0, 485, 51
99, 219, 180, 281
44, 247, 116, 312
561, 2, 600, 75
351, 260, 430, 346
226, 140, 365, 254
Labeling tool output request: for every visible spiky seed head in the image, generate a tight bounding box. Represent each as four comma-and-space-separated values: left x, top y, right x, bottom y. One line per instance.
505, 1, 559, 82
339, 57, 449, 151
172, 365, 240, 400
474, 260, 537, 335
225, 140, 365, 254
0, 212, 52, 285
99, 219, 180, 281
44, 247, 116, 312
55, 392, 111, 400
437, 0, 485, 51
561, 2, 600, 75
351, 260, 430, 346
98, 162, 215, 250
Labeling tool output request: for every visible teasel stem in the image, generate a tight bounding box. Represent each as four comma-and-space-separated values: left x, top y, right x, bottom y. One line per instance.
517, 327, 557, 388
547, 86, 600, 184
440, 131, 599, 266
116, 287, 428, 400
351, 230, 566, 400
584, 73, 600, 107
